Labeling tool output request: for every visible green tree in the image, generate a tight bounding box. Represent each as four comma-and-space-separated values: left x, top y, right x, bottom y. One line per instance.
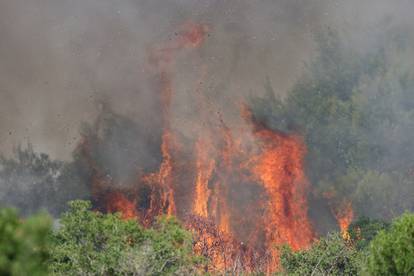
280, 233, 361, 276
0, 208, 51, 276
367, 213, 414, 275
348, 217, 389, 251
250, 26, 414, 225
50, 200, 200, 275
0, 144, 89, 217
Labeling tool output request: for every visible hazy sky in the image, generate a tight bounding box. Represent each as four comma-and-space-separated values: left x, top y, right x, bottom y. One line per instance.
0, 0, 412, 159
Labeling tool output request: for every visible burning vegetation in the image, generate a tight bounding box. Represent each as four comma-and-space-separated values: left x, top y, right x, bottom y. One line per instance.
334, 201, 354, 241
74, 22, 319, 273
2, 1, 414, 275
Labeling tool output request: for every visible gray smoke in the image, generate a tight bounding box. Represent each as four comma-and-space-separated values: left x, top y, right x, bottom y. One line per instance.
1, 0, 414, 223
0, 0, 325, 159
1, 0, 413, 160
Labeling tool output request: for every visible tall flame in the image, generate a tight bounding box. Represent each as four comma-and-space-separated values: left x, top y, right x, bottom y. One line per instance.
193, 137, 215, 218
143, 22, 208, 216
244, 109, 314, 269
334, 201, 354, 240
82, 21, 318, 273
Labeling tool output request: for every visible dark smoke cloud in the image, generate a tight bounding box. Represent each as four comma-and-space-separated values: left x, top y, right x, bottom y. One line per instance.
0, 0, 413, 160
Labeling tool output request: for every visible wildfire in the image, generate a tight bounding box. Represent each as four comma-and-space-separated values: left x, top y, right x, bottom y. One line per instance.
106, 192, 138, 220
242, 108, 314, 268
334, 201, 354, 240
80, 21, 319, 273
143, 22, 209, 217
193, 137, 215, 218
187, 215, 242, 273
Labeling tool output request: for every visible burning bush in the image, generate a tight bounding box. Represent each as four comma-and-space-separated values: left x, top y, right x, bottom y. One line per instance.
68, 22, 316, 273
2, 13, 414, 276
250, 27, 414, 226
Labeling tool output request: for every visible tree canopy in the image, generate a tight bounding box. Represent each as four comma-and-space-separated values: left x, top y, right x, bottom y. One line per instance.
49, 200, 201, 275
367, 213, 414, 275
0, 208, 51, 276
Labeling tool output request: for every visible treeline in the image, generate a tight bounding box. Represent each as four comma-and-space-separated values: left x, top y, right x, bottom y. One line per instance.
1, 21, 414, 276
0, 202, 413, 275
0, 201, 200, 275
0, 144, 90, 217
2, 25, 414, 232
250, 26, 414, 226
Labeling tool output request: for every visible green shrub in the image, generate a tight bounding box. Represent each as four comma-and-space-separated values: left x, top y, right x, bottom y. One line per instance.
280, 233, 360, 275
0, 208, 51, 276
367, 213, 414, 275
250, 27, 414, 223
50, 200, 200, 275
349, 217, 389, 250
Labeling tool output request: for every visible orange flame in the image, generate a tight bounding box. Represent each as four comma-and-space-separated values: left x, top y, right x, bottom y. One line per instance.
244, 109, 314, 270
144, 22, 208, 216
193, 137, 215, 218
106, 192, 138, 220
83, 21, 317, 274
143, 131, 176, 216
334, 201, 354, 240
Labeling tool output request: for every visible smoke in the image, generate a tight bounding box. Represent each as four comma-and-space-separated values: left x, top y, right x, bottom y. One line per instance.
0, 0, 325, 159
1, 0, 413, 160
1, 0, 414, 229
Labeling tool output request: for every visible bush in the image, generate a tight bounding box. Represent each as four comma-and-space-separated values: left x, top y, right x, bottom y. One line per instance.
0, 208, 51, 276
348, 217, 389, 250
250, 27, 414, 224
280, 233, 360, 275
367, 213, 414, 275
0, 145, 89, 217
50, 200, 200, 275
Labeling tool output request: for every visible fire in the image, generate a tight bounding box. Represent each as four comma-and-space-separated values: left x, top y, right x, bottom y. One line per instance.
143, 131, 176, 216
79, 21, 318, 273
243, 109, 314, 269
143, 22, 209, 217
334, 201, 354, 240
106, 192, 138, 220
177, 22, 208, 48
193, 137, 215, 218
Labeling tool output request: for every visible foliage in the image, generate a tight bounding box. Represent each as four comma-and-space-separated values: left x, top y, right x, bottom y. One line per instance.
280, 233, 361, 276
50, 200, 200, 275
366, 213, 414, 275
145, 216, 202, 275
0, 144, 89, 216
319, 169, 414, 221
348, 217, 389, 250
2, 21, 414, 276
0, 201, 410, 276
250, 27, 414, 221
0, 208, 51, 276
